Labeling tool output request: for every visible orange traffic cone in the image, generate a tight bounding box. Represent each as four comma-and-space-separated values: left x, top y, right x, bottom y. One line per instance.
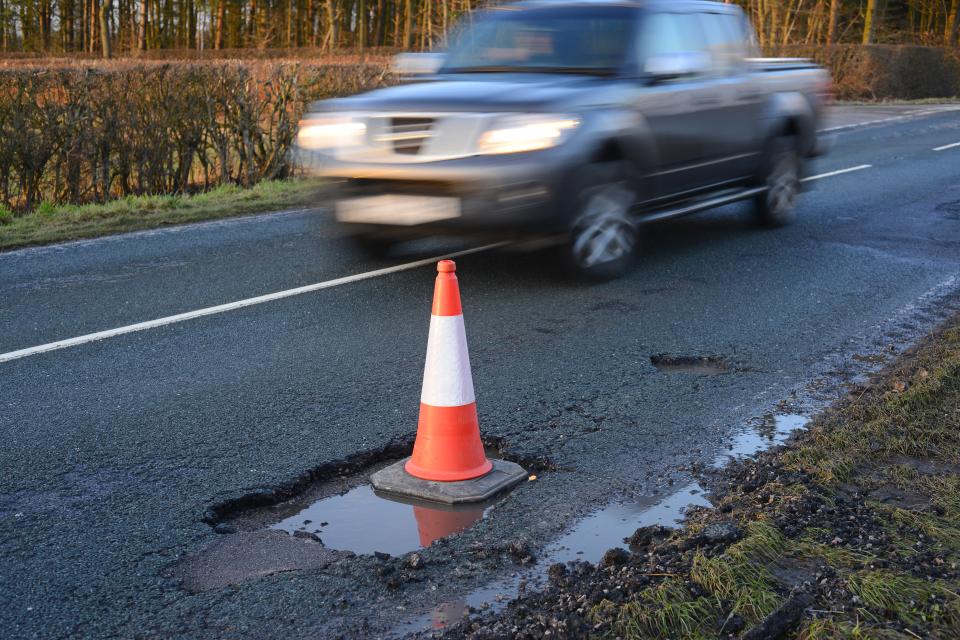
405, 260, 493, 482
370, 260, 526, 504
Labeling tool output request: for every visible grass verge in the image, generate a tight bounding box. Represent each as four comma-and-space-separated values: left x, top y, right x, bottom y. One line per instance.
449, 318, 960, 639
0, 178, 324, 251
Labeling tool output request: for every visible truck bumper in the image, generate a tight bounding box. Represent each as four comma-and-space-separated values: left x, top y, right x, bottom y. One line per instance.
300, 150, 573, 238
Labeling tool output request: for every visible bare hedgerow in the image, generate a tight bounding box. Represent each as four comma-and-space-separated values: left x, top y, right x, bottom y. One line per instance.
0, 60, 392, 213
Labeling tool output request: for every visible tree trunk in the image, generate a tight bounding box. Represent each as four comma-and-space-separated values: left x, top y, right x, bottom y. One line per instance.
138, 0, 148, 50
358, 0, 366, 49
327, 0, 337, 51
403, 0, 412, 48
100, 0, 112, 57
215, 0, 225, 49
287, 0, 294, 46
827, 0, 840, 43
863, 0, 878, 44
89, 0, 98, 54
0, 0, 6, 51
947, 0, 960, 45
39, 0, 51, 50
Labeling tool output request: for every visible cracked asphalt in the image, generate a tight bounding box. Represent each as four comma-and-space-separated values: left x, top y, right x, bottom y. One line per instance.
2, 105, 960, 639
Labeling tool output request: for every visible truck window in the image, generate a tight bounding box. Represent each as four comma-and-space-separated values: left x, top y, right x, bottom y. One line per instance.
697, 12, 746, 71
638, 12, 707, 66
443, 6, 637, 74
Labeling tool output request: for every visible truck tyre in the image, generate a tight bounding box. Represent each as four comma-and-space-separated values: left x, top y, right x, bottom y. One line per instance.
562, 162, 639, 281
754, 135, 801, 228
349, 233, 395, 259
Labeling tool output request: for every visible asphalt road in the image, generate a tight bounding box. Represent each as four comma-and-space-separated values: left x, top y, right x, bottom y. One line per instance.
2, 104, 960, 639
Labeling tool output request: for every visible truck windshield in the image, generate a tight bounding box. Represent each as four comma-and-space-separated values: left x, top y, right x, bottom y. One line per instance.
441, 6, 636, 76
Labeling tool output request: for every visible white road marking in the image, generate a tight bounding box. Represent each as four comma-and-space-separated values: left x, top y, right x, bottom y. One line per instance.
801, 164, 872, 182
933, 141, 960, 151
819, 106, 960, 133
0, 241, 510, 364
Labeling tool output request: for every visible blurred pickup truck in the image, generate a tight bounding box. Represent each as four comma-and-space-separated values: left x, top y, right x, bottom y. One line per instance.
297, 0, 832, 278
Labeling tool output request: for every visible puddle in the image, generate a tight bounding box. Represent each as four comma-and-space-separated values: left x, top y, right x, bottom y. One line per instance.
650, 354, 730, 375
270, 484, 498, 556
714, 413, 809, 467
392, 413, 812, 636
391, 481, 710, 637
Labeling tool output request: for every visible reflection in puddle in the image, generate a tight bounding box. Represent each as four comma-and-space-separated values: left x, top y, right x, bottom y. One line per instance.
391, 482, 710, 637
270, 485, 491, 556
714, 414, 809, 467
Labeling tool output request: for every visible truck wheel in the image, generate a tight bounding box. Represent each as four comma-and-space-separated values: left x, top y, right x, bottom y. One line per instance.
754, 135, 801, 228
349, 233, 395, 258
563, 163, 638, 280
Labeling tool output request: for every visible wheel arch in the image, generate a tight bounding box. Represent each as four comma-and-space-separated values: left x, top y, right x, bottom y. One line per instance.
761, 92, 817, 157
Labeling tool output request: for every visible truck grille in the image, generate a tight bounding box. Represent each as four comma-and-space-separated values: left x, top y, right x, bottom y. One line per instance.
384, 117, 434, 155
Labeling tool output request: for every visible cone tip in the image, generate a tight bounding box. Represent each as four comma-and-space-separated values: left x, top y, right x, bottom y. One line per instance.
437, 260, 456, 273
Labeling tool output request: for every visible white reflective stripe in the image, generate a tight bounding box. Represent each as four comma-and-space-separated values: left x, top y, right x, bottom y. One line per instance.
420, 314, 476, 407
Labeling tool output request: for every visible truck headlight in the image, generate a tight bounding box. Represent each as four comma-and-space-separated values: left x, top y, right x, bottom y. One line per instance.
477, 114, 580, 155
297, 115, 367, 151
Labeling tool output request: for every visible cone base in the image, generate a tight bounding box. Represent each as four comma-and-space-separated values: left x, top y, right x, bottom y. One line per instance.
370, 458, 527, 505
404, 458, 493, 482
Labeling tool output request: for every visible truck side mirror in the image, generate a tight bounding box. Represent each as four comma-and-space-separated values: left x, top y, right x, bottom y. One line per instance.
644, 51, 710, 81
392, 53, 446, 77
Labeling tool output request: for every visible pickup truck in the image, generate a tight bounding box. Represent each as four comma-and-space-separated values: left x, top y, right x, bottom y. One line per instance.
297, 0, 832, 279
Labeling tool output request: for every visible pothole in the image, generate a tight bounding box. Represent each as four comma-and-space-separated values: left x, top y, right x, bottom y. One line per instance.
650, 354, 731, 375
205, 442, 546, 557
714, 413, 809, 467
269, 484, 504, 556
171, 438, 553, 592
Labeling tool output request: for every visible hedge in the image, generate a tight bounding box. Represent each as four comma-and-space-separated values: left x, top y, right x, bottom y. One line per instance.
777, 44, 960, 101
0, 60, 391, 212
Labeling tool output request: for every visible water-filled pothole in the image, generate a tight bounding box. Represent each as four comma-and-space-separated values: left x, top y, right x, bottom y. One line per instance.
650, 354, 730, 375
270, 484, 502, 556
714, 413, 809, 467
391, 481, 710, 636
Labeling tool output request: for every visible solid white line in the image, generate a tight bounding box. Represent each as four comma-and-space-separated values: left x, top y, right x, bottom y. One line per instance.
933, 142, 960, 151
0, 241, 510, 364
801, 164, 872, 182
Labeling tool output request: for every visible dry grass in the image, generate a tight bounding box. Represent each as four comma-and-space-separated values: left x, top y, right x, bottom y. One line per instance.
0, 178, 324, 250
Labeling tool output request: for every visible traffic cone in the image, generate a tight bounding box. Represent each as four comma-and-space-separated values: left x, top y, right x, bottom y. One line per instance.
370, 260, 527, 504
404, 260, 493, 482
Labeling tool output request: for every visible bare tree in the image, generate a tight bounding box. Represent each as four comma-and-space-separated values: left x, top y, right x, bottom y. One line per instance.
100, 0, 112, 56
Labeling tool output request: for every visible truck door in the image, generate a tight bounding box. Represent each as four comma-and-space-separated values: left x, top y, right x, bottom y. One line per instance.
693, 10, 764, 182
633, 11, 724, 203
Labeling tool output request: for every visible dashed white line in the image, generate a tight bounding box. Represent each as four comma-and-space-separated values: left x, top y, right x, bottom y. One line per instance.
0, 241, 510, 364
819, 106, 960, 133
933, 142, 960, 151
801, 164, 872, 182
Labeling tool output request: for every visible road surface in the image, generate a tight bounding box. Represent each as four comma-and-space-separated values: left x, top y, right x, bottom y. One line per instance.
2, 104, 960, 639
